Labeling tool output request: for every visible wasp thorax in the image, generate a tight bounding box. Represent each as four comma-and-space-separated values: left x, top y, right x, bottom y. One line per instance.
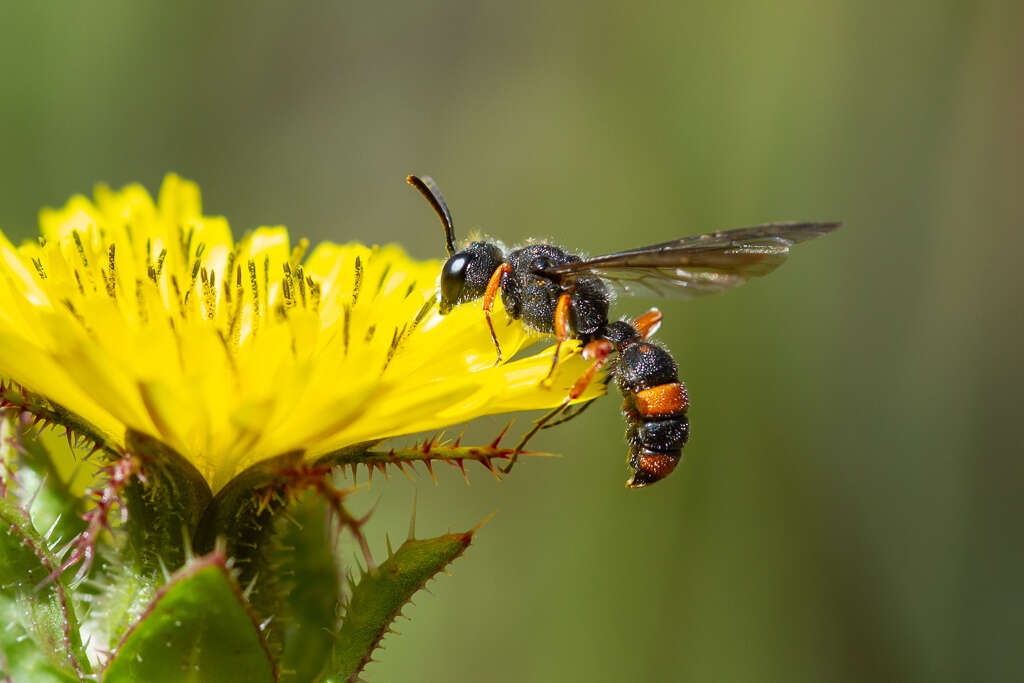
439, 241, 504, 314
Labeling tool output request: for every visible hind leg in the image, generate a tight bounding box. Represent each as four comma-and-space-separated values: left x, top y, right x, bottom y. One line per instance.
633, 308, 663, 339
543, 373, 613, 429
503, 339, 614, 474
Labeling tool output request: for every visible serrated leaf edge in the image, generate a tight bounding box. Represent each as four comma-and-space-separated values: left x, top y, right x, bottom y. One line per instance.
338, 526, 477, 682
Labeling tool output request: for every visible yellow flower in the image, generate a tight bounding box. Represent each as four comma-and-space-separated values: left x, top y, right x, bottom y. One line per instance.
0, 174, 603, 492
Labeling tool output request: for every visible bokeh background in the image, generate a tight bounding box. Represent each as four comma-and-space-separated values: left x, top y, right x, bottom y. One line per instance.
2, 2, 1021, 681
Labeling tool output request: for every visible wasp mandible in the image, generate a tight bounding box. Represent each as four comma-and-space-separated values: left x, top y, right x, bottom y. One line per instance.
407, 175, 839, 487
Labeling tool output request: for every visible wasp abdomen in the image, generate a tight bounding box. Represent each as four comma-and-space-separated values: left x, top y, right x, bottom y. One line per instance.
628, 416, 690, 452
614, 339, 689, 488
616, 342, 678, 392
629, 449, 682, 487
631, 382, 689, 416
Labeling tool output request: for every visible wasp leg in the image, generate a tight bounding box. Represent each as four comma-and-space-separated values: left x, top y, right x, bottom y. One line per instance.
565, 338, 614, 398
542, 396, 596, 428
482, 263, 512, 365
500, 399, 572, 474
633, 308, 663, 339
503, 339, 614, 474
543, 374, 613, 428
541, 291, 574, 386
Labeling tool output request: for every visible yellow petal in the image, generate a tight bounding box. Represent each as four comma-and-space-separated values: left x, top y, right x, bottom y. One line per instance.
0, 176, 607, 492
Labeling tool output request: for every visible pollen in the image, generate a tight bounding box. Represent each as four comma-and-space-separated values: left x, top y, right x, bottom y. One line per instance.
0, 174, 604, 492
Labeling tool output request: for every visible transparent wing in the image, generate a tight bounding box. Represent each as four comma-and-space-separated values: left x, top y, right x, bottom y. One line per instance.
540, 222, 840, 299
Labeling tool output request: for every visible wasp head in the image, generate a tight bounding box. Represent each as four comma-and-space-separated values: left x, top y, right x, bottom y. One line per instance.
439, 241, 504, 314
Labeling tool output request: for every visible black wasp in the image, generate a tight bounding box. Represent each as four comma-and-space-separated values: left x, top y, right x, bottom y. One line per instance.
407, 175, 839, 488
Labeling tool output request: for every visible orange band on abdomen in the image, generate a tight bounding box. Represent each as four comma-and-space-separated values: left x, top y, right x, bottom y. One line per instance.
634, 451, 680, 478
633, 383, 688, 417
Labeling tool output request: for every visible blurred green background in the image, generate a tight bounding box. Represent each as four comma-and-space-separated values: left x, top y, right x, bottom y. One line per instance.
2, 2, 1021, 681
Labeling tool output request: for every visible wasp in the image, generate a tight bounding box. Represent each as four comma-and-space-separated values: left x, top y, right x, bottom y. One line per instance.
407, 175, 839, 487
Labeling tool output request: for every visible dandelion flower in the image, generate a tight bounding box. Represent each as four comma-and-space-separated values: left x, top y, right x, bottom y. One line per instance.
0, 174, 603, 492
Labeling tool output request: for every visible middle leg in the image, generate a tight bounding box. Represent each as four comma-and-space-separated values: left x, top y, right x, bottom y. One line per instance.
541, 290, 575, 386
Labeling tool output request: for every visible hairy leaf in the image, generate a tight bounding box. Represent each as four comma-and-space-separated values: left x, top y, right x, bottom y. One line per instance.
0, 414, 87, 548
329, 526, 476, 682
192, 451, 305, 655
121, 430, 212, 575
0, 497, 89, 680
103, 552, 275, 683
275, 494, 341, 682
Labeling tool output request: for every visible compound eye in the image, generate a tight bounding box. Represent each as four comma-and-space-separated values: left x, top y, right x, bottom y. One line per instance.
440, 252, 473, 311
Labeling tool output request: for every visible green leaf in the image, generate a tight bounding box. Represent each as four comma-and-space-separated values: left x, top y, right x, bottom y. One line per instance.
2, 417, 88, 552
84, 432, 212, 647
0, 615, 79, 683
0, 497, 90, 680
329, 526, 477, 683
88, 561, 162, 651
192, 450, 305, 653
121, 430, 212, 575
0, 385, 120, 460
275, 494, 340, 682
103, 552, 276, 683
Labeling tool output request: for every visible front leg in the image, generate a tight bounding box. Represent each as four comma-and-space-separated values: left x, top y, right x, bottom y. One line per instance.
482, 263, 512, 364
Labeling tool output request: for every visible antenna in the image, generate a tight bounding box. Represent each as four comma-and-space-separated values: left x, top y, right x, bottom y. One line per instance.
407, 175, 456, 256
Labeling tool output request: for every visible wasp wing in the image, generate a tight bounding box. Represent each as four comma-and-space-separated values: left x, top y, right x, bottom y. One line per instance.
539, 222, 840, 299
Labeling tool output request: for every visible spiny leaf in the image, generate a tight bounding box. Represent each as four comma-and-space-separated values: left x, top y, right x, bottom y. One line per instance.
102, 550, 276, 683
121, 430, 212, 575
0, 619, 79, 683
0, 411, 88, 550
275, 494, 341, 682
329, 525, 477, 682
193, 450, 306, 656
0, 497, 89, 680
323, 429, 556, 486
89, 560, 164, 654
62, 433, 213, 646
0, 382, 119, 458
